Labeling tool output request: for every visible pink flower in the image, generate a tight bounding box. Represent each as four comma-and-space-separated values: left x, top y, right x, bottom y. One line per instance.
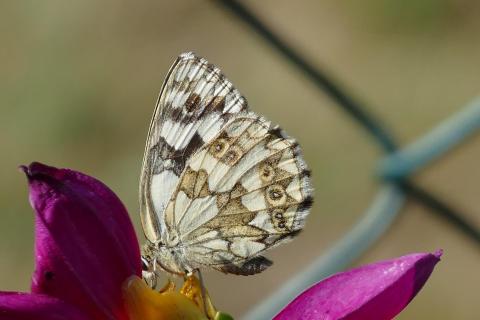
275, 250, 441, 320
0, 163, 441, 320
0, 163, 141, 320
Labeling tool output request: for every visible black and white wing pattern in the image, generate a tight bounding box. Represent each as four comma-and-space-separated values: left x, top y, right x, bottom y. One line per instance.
140, 52, 249, 243
140, 52, 313, 276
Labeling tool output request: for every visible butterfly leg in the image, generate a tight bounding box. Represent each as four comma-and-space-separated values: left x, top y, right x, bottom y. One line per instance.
149, 256, 159, 289
147, 257, 177, 293
196, 269, 208, 315
141, 256, 157, 289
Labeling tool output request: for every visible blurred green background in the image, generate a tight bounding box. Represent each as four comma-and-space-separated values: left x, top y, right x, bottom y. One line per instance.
1, 1, 479, 318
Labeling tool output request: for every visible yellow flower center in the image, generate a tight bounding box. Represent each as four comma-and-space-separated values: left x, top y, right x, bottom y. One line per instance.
122, 275, 232, 320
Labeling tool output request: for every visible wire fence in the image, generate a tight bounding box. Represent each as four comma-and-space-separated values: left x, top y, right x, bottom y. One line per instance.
212, 1, 480, 319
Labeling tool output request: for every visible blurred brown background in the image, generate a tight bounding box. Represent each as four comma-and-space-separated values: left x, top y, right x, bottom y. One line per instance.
1, 1, 479, 318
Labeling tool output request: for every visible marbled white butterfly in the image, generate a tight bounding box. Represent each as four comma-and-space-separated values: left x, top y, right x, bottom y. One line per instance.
139, 52, 313, 286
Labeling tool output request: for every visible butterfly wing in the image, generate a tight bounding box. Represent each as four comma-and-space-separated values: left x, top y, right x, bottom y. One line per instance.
140, 52, 249, 243
164, 115, 313, 275
141, 52, 313, 275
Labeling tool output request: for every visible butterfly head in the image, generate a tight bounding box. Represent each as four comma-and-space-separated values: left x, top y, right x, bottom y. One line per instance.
141, 241, 189, 284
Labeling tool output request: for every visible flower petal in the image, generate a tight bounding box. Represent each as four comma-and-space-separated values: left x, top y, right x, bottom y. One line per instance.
0, 292, 89, 320
275, 250, 442, 320
23, 162, 141, 320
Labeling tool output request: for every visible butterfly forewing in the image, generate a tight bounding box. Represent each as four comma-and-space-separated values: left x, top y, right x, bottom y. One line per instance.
140, 52, 248, 243
140, 52, 313, 276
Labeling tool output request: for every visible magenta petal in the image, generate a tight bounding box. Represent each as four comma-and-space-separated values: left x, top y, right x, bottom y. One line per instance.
275, 251, 442, 320
0, 292, 89, 320
23, 162, 141, 320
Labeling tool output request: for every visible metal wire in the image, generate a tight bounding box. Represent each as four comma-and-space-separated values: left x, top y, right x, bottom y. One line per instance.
213, 0, 397, 153
379, 97, 480, 179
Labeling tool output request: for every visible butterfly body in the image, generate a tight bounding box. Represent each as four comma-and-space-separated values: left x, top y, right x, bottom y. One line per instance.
139, 52, 313, 282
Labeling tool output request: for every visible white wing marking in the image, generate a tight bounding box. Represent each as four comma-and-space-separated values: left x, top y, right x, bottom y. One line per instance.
230, 239, 266, 258
178, 197, 219, 235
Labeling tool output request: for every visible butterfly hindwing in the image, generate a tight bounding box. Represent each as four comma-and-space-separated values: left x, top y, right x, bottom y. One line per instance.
162, 115, 312, 273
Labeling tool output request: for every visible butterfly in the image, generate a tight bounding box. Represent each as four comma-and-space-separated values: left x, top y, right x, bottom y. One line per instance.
139, 52, 313, 285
